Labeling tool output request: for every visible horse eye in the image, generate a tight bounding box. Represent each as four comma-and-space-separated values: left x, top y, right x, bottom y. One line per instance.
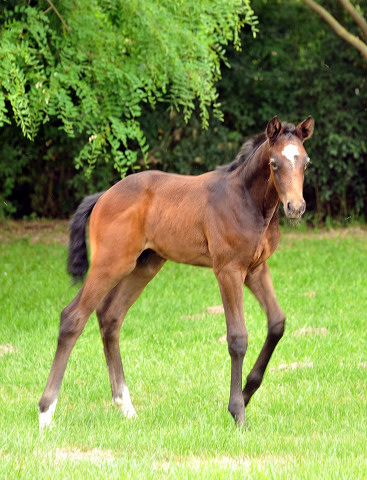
304, 158, 311, 170
270, 159, 278, 170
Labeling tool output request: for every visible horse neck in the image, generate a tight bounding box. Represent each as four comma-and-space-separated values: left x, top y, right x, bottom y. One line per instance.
238, 140, 280, 221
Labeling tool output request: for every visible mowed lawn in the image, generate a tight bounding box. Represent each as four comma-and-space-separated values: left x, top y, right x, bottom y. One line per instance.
0, 222, 366, 479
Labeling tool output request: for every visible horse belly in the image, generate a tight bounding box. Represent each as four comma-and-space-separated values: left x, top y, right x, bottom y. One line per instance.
146, 231, 212, 267
145, 208, 211, 267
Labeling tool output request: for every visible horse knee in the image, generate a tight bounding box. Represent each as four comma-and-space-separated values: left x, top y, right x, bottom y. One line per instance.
227, 333, 248, 358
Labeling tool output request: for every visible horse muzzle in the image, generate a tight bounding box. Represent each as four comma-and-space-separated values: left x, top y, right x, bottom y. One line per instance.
284, 199, 306, 219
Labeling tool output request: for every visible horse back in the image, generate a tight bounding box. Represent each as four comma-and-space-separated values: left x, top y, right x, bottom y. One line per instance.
89, 170, 215, 267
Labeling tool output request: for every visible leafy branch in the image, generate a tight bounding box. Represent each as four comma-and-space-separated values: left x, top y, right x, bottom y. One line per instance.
44, 0, 70, 31
0, 0, 258, 176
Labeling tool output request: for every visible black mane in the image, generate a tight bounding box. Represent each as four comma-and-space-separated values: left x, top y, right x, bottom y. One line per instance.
218, 121, 297, 173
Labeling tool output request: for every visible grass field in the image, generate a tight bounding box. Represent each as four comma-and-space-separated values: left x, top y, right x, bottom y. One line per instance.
1, 222, 366, 479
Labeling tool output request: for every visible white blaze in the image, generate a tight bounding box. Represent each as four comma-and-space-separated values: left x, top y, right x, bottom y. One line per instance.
282, 144, 300, 168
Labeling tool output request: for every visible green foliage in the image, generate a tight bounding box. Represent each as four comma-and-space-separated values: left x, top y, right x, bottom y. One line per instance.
0, 0, 257, 176
0, 122, 118, 217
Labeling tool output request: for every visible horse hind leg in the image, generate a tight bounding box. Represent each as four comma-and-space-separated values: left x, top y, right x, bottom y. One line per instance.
39, 253, 139, 428
96, 250, 166, 418
39, 287, 92, 428
97, 281, 136, 418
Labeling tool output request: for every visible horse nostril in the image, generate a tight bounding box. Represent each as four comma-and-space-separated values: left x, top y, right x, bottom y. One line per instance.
286, 200, 305, 218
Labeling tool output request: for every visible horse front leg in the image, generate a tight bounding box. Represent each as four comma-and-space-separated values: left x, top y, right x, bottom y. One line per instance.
243, 262, 285, 406
216, 267, 248, 427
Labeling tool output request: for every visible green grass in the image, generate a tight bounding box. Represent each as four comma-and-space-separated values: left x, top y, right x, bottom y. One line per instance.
1, 225, 367, 479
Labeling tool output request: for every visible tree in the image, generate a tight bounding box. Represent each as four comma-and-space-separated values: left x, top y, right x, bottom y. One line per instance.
0, 0, 257, 176
300, 0, 367, 60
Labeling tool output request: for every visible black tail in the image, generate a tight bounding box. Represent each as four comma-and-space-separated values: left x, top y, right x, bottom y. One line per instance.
67, 192, 105, 283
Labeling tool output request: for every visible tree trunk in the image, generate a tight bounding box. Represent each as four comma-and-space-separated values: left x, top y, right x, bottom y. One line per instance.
301, 0, 367, 61
339, 0, 367, 39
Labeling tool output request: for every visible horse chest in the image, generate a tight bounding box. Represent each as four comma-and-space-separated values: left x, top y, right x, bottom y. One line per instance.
249, 229, 279, 270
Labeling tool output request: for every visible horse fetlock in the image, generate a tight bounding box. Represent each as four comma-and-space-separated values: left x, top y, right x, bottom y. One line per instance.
246, 371, 263, 391
269, 317, 285, 339
228, 398, 245, 426
39, 398, 58, 429
243, 372, 263, 405
113, 386, 137, 419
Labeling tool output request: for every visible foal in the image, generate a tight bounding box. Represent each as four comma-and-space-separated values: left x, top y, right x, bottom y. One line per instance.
39, 115, 314, 428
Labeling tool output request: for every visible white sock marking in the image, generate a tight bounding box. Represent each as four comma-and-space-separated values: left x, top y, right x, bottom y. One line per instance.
39, 398, 57, 429
114, 386, 137, 418
282, 144, 299, 167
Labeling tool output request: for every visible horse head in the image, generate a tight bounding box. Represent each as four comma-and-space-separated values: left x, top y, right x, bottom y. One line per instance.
266, 116, 314, 219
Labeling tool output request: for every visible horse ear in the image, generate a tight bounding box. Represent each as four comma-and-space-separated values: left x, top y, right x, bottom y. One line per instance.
296, 116, 314, 142
266, 116, 282, 144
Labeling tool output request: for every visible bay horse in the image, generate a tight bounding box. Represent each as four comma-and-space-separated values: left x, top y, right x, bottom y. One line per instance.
39, 115, 314, 428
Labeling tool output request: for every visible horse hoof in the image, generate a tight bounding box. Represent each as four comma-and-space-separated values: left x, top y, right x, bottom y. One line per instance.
121, 407, 138, 419
238, 419, 250, 430
234, 415, 249, 428
116, 401, 137, 419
